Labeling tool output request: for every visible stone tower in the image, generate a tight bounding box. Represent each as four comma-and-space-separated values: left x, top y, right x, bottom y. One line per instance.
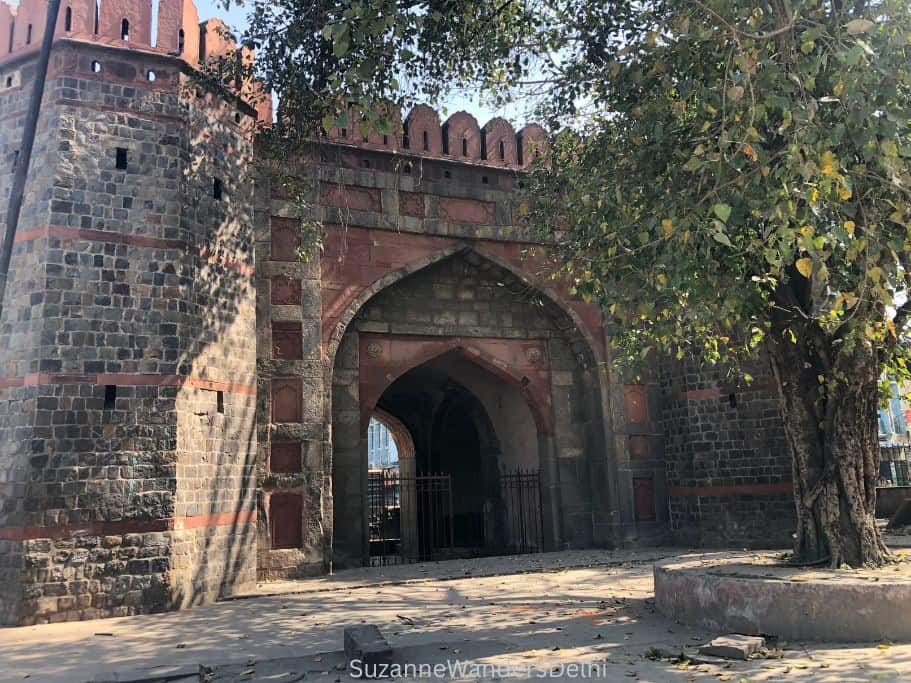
0, 0, 268, 624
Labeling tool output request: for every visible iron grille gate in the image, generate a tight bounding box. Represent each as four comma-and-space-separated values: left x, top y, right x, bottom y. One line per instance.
500, 468, 544, 554
368, 469, 454, 566
368, 467, 543, 565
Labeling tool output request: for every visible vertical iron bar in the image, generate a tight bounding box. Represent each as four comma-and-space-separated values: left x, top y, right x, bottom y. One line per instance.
0, 0, 61, 314
519, 469, 527, 553
535, 470, 544, 553
447, 473, 454, 550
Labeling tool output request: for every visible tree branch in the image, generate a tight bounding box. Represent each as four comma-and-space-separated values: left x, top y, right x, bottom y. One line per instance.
687, 0, 797, 41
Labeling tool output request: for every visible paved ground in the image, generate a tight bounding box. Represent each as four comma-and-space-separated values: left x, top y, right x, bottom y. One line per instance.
0, 548, 909, 682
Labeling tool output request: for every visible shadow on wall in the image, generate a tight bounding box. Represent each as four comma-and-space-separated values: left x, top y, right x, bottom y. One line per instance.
168, 96, 259, 609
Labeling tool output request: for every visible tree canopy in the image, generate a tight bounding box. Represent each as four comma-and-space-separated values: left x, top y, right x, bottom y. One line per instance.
239, 0, 911, 566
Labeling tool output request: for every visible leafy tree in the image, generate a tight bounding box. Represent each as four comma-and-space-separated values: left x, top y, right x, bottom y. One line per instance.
239, 0, 911, 567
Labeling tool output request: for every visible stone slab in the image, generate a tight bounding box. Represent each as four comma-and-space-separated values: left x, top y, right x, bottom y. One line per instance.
698, 635, 764, 660
343, 624, 394, 668
877, 486, 911, 520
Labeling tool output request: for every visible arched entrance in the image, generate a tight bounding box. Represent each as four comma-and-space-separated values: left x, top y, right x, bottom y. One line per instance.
370, 350, 543, 563
330, 248, 612, 569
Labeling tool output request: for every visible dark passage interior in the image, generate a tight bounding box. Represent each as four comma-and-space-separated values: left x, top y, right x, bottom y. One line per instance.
372, 351, 542, 562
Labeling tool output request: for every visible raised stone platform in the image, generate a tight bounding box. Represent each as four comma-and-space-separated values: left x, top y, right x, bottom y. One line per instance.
654, 551, 911, 642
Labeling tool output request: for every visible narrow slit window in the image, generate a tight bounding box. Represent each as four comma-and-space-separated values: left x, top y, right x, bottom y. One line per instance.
216, 390, 224, 414
26, 24, 32, 45
462, 138, 468, 156
499, 140, 505, 160
178, 28, 185, 54
103, 385, 117, 410
94, 0, 100, 34
64, 7, 72, 31
12, 150, 19, 172
422, 130, 429, 151
5, 76, 12, 87
8, 20, 14, 53
121, 19, 129, 41
213, 177, 223, 200
382, 134, 388, 146
115, 147, 127, 169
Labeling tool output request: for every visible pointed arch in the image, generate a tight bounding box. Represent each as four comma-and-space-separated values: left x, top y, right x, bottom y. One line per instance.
370, 407, 415, 462
326, 243, 603, 373
365, 341, 554, 438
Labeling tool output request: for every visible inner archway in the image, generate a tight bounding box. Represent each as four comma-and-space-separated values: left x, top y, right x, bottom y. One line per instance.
373, 350, 543, 561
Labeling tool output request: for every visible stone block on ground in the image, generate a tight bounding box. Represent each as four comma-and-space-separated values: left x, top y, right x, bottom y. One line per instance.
698, 635, 765, 660
888, 499, 911, 529
344, 624, 394, 667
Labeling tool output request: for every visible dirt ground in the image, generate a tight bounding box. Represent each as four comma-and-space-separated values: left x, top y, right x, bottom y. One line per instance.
0, 548, 908, 682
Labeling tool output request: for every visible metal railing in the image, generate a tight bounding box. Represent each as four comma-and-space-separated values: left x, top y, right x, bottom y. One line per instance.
880, 444, 910, 487
500, 468, 544, 554
367, 469, 454, 566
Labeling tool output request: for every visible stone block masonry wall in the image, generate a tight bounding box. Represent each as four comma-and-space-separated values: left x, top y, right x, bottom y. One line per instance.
0, 35, 260, 624
168, 83, 258, 606
660, 355, 795, 548
0, 44, 74, 626
605, 372, 672, 548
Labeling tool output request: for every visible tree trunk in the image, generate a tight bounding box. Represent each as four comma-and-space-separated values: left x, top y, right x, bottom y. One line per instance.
770, 333, 890, 568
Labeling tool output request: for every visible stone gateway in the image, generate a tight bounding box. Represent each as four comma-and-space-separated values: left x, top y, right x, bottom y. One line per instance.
0, 0, 793, 626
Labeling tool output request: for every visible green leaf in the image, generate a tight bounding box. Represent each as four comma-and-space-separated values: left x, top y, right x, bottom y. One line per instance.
713, 203, 732, 223
712, 232, 732, 247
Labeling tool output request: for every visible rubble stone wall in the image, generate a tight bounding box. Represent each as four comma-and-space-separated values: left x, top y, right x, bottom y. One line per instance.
660, 356, 794, 548
0, 36, 258, 624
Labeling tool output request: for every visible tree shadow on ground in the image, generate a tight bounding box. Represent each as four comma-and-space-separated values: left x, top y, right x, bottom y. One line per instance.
1, 559, 907, 682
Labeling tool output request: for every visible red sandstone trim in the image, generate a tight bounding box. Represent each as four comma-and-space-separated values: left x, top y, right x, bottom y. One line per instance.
15, 224, 186, 250
668, 482, 793, 498
0, 373, 256, 395
198, 248, 255, 277
174, 510, 257, 530
0, 511, 257, 541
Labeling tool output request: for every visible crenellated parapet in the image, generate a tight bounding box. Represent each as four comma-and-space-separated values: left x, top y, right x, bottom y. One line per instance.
327, 103, 549, 170
0, 0, 271, 121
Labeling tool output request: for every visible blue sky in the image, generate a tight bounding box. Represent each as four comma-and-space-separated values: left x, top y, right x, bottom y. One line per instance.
194, 0, 530, 127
